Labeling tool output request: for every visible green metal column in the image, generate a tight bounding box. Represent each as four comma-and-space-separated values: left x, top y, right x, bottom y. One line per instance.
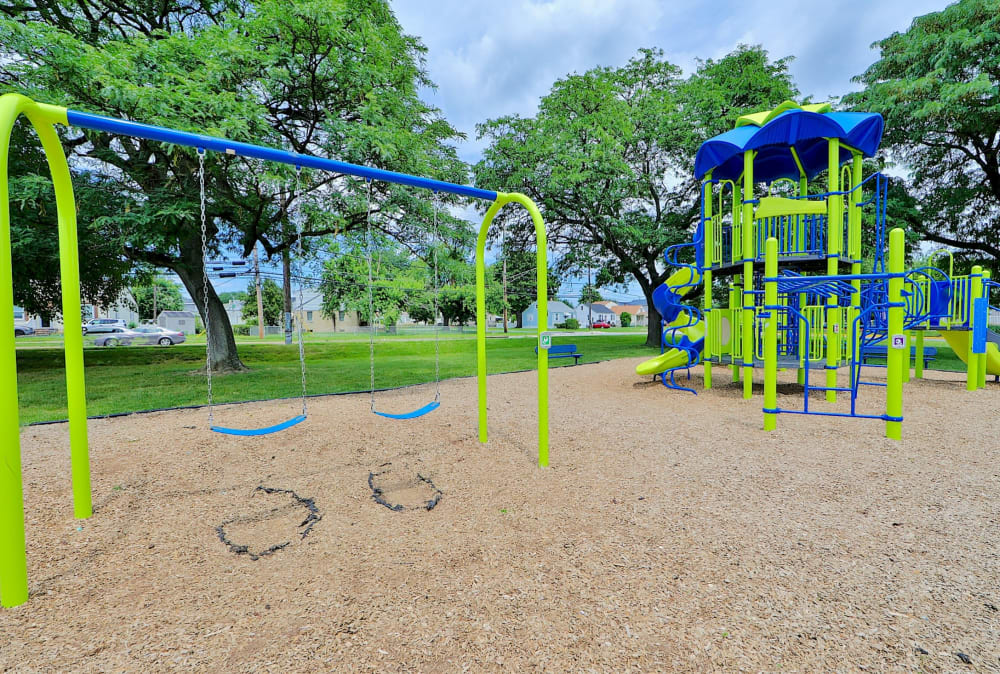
1, 95, 91, 608
980, 270, 991, 389
967, 266, 983, 391
702, 176, 713, 390
914, 331, 925, 379
741, 151, 755, 399
475, 193, 549, 467
763, 238, 778, 431
825, 139, 842, 402
849, 153, 863, 376
886, 229, 905, 440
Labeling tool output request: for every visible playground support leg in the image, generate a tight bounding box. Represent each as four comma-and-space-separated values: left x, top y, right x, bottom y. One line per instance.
885, 228, 905, 440
914, 331, 924, 379
967, 265, 983, 392
979, 271, 991, 390
741, 151, 754, 400
763, 238, 778, 431
475, 193, 549, 467
2, 95, 91, 607
703, 179, 712, 391
902, 332, 911, 383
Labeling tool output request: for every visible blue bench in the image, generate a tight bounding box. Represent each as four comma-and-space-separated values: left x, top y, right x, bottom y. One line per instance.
535, 343, 582, 365
860, 344, 937, 368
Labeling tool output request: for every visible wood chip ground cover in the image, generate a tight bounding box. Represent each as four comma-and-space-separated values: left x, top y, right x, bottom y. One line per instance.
1, 360, 997, 671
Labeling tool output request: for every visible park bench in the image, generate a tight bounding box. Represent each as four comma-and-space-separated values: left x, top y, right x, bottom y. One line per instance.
535, 343, 582, 365
860, 344, 937, 368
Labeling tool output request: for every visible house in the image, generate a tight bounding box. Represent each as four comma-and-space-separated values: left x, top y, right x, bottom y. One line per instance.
157, 310, 197, 334
521, 300, 576, 329
292, 290, 362, 333
574, 302, 617, 327
609, 304, 649, 327
15, 289, 139, 333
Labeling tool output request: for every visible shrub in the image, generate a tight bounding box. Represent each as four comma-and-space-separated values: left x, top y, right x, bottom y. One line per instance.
621, 311, 632, 327
555, 317, 580, 330
233, 324, 251, 336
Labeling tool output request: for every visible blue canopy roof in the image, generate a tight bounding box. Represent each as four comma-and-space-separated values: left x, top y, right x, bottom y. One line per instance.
694, 106, 884, 183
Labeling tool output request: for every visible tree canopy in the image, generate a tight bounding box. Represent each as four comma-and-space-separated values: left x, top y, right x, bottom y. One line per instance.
240, 279, 284, 327
0, 0, 470, 369
131, 275, 184, 320
474, 46, 798, 345
846, 0, 1000, 269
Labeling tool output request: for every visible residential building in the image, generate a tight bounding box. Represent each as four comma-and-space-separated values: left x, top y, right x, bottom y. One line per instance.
609, 304, 648, 327
293, 290, 362, 333
574, 302, 617, 327
521, 300, 576, 329
15, 289, 139, 333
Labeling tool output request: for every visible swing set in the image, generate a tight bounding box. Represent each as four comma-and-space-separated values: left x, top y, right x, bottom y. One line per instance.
0, 93, 552, 608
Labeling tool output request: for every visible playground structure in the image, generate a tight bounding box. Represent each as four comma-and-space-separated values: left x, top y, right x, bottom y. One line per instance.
0, 93, 551, 608
636, 101, 999, 434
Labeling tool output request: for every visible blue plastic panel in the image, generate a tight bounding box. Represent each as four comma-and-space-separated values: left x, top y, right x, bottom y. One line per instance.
372, 401, 440, 420
972, 297, 987, 354
211, 414, 307, 436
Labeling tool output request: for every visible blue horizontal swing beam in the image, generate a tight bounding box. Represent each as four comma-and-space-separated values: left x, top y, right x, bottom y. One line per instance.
64, 109, 499, 202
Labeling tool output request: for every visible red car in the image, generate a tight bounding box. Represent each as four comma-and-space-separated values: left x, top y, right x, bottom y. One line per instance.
592, 321, 612, 329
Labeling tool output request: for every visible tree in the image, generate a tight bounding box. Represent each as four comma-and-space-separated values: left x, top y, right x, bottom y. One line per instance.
496, 243, 560, 328
620, 311, 632, 327
475, 46, 797, 346
1, 0, 470, 371
845, 0, 1000, 267
131, 276, 184, 320
579, 284, 603, 305
241, 279, 284, 327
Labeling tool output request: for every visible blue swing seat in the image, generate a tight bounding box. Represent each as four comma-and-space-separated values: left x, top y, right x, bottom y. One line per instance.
372, 400, 440, 420
211, 414, 307, 436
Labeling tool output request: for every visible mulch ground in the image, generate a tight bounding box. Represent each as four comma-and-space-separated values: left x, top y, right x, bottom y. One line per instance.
2, 359, 998, 672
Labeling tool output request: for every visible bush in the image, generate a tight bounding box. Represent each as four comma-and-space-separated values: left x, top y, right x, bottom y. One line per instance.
233, 324, 251, 336
620, 311, 632, 327
555, 317, 580, 330
127, 321, 138, 329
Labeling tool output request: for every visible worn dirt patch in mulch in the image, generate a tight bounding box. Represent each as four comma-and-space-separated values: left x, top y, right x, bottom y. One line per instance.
2, 361, 998, 671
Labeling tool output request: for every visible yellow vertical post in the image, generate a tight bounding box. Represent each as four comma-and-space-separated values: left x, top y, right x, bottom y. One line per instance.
902, 332, 912, 383
967, 265, 983, 391
848, 153, 863, 368
763, 238, 778, 431
825, 138, 842, 402
702, 175, 713, 390
741, 151, 755, 399
886, 228, 905, 440
475, 193, 549, 467
979, 270, 991, 389
914, 331, 925, 379
729, 285, 740, 382
2, 96, 92, 608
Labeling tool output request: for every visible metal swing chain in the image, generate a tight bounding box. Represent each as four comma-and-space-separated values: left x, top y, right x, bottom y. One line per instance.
432, 193, 441, 402
293, 166, 308, 416
198, 149, 214, 426
365, 180, 376, 412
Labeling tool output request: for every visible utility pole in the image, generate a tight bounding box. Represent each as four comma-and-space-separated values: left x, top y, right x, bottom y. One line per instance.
502, 255, 508, 334
254, 243, 265, 339
587, 265, 593, 329
152, 281, 158, 322
282, 248, 293, 345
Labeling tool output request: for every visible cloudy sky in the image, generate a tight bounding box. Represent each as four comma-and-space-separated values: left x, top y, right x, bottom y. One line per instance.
394, 0, 949, 164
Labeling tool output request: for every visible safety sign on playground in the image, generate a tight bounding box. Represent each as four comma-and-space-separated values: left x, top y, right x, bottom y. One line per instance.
891, 334, 906, 350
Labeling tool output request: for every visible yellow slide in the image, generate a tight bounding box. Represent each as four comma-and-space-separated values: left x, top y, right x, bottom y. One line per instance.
635, 267, 704, 377
635, 320, 706, 376
938, 329, 1000, 375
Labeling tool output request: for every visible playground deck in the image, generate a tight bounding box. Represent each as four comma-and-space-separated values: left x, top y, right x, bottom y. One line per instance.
2, 360, 997, 671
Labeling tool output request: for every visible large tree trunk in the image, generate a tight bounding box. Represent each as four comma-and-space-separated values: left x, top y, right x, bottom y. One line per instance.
172, 240, 247, 373
644, 286, 662, 348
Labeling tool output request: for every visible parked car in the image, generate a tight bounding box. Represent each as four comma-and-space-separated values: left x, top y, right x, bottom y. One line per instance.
591, 321, 612, 329
14, 322, 35, 337
82, 318, 128, 334
94, 325, 186, 347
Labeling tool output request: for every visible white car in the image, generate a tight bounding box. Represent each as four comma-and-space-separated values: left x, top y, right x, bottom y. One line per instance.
14, 322, 34, 337
82, 318, 128, 334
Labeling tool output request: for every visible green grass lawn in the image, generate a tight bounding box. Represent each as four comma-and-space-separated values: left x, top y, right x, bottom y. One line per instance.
15, 333, 979, 426
15, 333, 656, 425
